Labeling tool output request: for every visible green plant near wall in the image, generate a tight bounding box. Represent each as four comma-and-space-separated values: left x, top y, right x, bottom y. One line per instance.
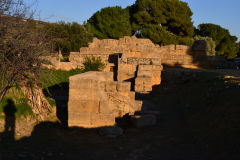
193, 35, 216, 56
83, 56, 106, 72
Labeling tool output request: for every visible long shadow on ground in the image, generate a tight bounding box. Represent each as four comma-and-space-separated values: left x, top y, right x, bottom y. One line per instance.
1, 71, 240, 160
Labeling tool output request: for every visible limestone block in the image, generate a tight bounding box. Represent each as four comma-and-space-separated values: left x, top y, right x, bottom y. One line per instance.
99, 100, 111, 114
143, 84, 152, 92
105, 82, 117, 92
138, 65, 153, 71
117, 92, 130, 98
68, 112, 91, 127
68, 100, 100, 113
116, 82, 131, 92
69, 78, 98, 89
135, 84, 143, 92
152, 65, 163, 71
137, 70, 153, 77
129, 92, 135, 100
134, 100, 143, 112
90, 113, 116, 127
68, 89, 100, 101
141, 76, 152, 83
117, 73, 133, 82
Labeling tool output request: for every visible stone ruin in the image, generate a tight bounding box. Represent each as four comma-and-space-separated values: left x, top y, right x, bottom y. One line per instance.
41, 36, 234, 127
68, 37, 166, 127
68, 72, 142, 128
42, 36, 234, 71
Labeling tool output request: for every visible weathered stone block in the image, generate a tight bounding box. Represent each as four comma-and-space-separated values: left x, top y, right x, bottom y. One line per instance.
138, 65, 153, 71
99, 100, 111, 114
69, 78, 99, 89
129, 92, 135, 100
68, 100, 100, 113
137, 70, 153, 77
105, 82, 117, 92
68, 112, 91, 127
135, 84, 143, 92
90, 113, 116, 127
116, 82, 131, 92
152, 65, 163, 71
68, 89, 100, 100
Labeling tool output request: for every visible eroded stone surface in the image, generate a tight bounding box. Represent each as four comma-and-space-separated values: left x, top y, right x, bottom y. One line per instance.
68, 71, 142, 128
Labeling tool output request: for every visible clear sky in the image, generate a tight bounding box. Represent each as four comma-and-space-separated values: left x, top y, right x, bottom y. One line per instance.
33, 0, 240, 40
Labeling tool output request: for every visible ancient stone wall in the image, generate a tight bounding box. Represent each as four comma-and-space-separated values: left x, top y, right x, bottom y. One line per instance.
69, 36, 231, 69
68, 71, 142, 128
41, 36, 232, 71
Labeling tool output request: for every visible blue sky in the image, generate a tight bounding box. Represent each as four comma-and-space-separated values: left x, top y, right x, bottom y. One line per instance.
34, 0, 240, 40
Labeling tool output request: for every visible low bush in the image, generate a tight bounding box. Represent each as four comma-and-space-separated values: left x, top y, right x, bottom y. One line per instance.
83, 56, 106, 72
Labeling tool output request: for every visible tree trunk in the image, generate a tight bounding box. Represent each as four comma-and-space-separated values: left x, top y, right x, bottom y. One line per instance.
22, 83, 52, 121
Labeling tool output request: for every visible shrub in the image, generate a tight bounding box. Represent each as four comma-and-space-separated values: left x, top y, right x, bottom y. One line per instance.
193, 36, 216, 56
83, 56, 106, 72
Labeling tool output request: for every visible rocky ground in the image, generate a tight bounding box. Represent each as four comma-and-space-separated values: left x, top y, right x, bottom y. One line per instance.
1, 68, 240, 160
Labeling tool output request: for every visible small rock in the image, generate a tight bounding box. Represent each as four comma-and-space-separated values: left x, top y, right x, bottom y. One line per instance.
130, 114, 157, 128
98, 126, 123, 138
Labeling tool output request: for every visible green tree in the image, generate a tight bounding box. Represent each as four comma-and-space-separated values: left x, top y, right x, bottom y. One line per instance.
87, 6, 132, 39
197, 23, 238, 59
47, 22, 93, 54
131, 0, 194, 45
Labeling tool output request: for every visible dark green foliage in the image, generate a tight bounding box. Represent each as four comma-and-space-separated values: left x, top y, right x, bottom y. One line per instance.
141, 24, 193, 46
193, 36, 216, 56
131, 0, 194, 45
237, 42, 240, 57
47, 22, 93, 54
83, 56, 106, 72
197, 23, 238, 59
87, 6, 132, 39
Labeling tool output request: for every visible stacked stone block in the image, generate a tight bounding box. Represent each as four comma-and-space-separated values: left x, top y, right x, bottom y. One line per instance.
135, 64, 163, 92
68, 71, 142, 128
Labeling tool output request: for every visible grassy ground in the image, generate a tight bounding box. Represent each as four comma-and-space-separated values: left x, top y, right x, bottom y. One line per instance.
1, 69, 240, 159
40, 68, 83, 90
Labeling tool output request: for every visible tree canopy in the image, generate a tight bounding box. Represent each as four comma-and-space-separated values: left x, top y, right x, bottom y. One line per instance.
86, 0, 194, 46
132, 0, 194, 36
87, 6, 132, 39
47, 22, 93, 54
196, 23, 238, 59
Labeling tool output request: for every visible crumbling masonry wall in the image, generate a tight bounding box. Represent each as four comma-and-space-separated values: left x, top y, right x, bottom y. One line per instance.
68, 71, 142, 128
68, 36, 230, 69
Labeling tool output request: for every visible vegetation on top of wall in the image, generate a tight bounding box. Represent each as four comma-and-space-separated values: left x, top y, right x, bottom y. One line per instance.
195, 23, 239, 59
83, 56, 106, 72
193, 36, 216, 56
